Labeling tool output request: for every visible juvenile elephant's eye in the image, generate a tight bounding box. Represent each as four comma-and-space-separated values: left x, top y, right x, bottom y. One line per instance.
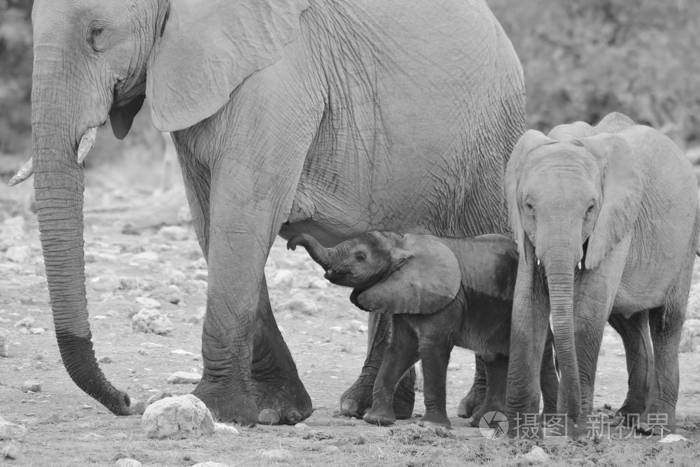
87, 25, 105, 52
525, 202, 535, 212
355, 252, 367, 262
586, 203, 595, 216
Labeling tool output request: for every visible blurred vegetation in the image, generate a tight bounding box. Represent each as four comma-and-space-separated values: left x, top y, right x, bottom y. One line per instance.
488, 0, 700, 147
0, 0, 698, 161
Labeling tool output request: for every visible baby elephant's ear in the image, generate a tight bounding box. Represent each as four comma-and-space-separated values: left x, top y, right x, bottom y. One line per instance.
355, 235, 461, 315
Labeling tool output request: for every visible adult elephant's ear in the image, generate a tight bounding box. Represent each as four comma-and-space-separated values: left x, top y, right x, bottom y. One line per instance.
146, 0, 310, 131
355, 235, 461, 315
581, 133, 643, 269
505, 130, 555, 265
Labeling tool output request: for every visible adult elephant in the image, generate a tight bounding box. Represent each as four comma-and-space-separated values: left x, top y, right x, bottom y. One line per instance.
20, 0, 525, 425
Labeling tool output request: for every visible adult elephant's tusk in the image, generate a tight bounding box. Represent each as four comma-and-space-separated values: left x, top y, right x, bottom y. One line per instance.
8, 157, 34, 186
77, 127, 98, 164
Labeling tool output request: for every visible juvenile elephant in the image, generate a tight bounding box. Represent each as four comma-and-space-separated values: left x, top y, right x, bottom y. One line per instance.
288, 232, 558, 427
504, 112, 700, 435
19, 0, 525, 424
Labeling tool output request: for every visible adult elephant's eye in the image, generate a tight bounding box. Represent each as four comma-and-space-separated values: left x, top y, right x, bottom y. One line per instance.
87, 24, 106, 52
355, 252, 366, 262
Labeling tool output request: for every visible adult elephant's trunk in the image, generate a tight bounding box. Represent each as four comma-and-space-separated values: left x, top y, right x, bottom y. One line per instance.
288, 234, 332, 270
543, 246, 581, 426
31, 52, 133, 415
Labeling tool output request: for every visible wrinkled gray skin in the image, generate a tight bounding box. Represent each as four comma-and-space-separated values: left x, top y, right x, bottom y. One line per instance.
29, 0, 524, 425
505, 112, 700, 436
288, 232, 559, 428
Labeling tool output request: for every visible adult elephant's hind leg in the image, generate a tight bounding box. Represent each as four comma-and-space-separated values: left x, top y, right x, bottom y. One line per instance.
340, 311, 416, 419
252, 277, 312, 425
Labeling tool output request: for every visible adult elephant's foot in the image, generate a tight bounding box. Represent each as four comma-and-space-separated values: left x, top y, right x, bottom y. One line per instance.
420, 412, 451, 429
614, 398, 647, 427
340, 367, 415, 419
193, 379, 259, 426
252, 373, 313, 425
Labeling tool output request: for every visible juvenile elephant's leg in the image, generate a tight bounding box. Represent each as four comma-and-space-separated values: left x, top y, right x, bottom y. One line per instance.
540, 330, 559, 416
572, 309, 607, 418
364, 318, 419, 426
468, 354, 508, 427
458, 355, 487, 419
341, 311, 416, 419
608, 311, 653, 425
644, 297, 686, 433
252, 278, 311, 425
418, 339, 453, 427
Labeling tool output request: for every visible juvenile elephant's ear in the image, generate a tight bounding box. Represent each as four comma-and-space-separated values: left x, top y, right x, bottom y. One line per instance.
581, 133, 643, 269
505, 130, 556, 264
355, 235, 461, 315
147, 0, 310, 131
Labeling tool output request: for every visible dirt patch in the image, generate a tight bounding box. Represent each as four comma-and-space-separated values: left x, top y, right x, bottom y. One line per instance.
0, 162, 699, 466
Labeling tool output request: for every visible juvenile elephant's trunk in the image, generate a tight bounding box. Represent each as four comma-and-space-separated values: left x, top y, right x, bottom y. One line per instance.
543, 246, 581, 427
288, 234, 332, 270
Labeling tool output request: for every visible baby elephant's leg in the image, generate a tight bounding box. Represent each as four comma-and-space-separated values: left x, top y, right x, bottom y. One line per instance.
418, 337, 453, 428
364, 317, 419, 426
468, 353, 508, 427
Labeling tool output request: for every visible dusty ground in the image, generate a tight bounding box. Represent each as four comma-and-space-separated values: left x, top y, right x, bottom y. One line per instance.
1, 158, 700, 466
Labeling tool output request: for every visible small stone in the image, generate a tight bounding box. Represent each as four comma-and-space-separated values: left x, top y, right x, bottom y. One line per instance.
281, 298, 318, 316
29, 327, 45, 335
259, 449, 293, 462
135, 297, 161, 309
659, 433, 688, 443
14, 317, 34, 329
214, 423, 239, 435
294, 422, 310, 430
158, 225, 190, 241
141, 395, 215, 439
348, 319, 367, 333
115, 458, 143, 467
131, 251, 160, 262
0, 335, 8, 358
6, 246, 31, 263
98, 356, 113, 364
132, 308, 174, 336
0, 418, 27, 440
2, 441, 20, 459
21, 380, 41, 393
521, 446, 549, 464
191, 463, 229, 467
170, 349, 196, 357
166, 371, 201, 384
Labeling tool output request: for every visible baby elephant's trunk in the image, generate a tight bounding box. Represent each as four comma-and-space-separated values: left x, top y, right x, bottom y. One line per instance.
287, 234, 332, 270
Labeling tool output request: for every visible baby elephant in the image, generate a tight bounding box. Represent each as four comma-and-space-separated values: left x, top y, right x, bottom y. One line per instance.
288, 231, 557, 427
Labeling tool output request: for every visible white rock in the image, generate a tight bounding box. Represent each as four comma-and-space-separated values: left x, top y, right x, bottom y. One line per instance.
115, 458, 143, 467
0, 418, 26, 440
21, 380, 41, 393
131, 251, 160, 263
141, 395, 215, 439
132, 309, 174, 336
294, 422, 310, 430
659, 433, 688, 443
348, 319, 368, 333
191, 463, 229, 467
6, 246, 31, 264
29, 327, 45, 335
170, 349, 196, 357
136, 297, 162, 309
214, 423, 239, 435
2, 441, 20, 459
521, 446, 549, 464
166, 371, 201, 384
158, 225, 190, 241
13, 317, 34, 329
259, 449, 293, 462
281, 298, 318, 316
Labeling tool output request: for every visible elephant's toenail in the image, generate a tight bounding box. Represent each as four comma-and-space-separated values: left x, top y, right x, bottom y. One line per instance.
258, 408, 280, 425
286, 409, 302, 424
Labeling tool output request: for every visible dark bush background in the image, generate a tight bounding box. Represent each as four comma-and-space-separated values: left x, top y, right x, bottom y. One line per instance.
1, 0, 698, 159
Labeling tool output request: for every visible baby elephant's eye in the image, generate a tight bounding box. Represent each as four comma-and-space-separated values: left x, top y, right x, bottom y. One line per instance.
355, 252, 367, 262
585, 203, 595, 216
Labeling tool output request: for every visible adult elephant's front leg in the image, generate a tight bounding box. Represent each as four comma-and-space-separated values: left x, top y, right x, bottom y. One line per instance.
340, 311, 416, 419
252, 277, 311, 424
